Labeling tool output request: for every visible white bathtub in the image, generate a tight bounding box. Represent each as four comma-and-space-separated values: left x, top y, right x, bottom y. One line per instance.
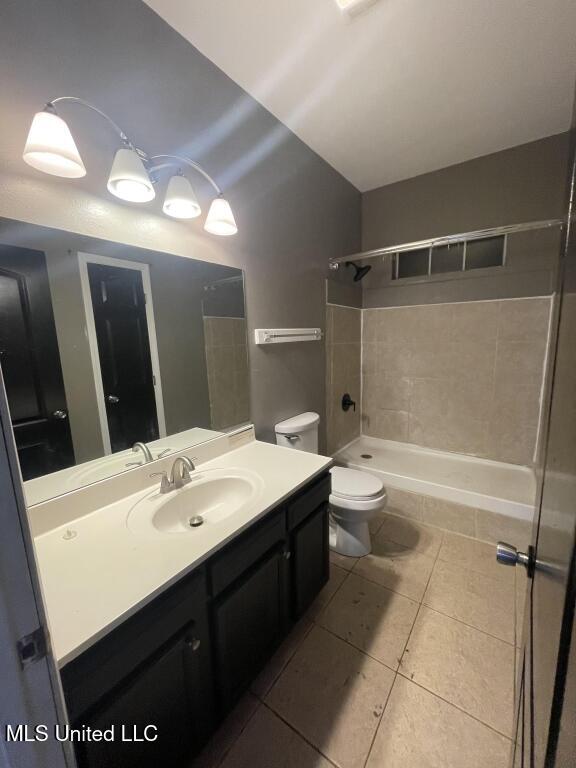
334, 436, 536, 522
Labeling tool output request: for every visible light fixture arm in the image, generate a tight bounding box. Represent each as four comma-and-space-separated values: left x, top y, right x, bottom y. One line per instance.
149, 154, 222, 196
47, 97, 135, 150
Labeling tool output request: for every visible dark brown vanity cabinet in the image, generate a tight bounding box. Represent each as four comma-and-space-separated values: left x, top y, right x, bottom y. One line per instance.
62, 570, 214, 768
61, 471, 331, 768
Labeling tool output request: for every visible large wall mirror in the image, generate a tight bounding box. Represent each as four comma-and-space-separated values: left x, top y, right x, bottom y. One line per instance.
0, 218, 250, 506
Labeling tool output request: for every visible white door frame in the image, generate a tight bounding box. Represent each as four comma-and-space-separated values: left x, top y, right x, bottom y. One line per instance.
0, 367, 74, 768
78, 252, 167, 455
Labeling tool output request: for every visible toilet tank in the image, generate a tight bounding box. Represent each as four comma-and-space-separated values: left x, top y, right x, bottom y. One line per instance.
275, 412, 320, 453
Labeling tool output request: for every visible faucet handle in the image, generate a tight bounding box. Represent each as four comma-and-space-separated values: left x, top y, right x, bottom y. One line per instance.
150, 471, 171, 494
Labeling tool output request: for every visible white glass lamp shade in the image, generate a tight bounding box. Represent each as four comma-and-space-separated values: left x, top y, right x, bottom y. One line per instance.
204, 196, 238, 236
163, 174, 201, 219
23, 110, 86, 178
107, 148, 155, 203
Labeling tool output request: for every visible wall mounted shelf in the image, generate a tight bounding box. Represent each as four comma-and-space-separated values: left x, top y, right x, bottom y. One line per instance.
254, 328, 322, 345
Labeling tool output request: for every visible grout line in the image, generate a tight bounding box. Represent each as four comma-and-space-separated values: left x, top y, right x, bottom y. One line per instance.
395, 672, 514, 742
419, 602, 516, 647
311, 617, 403, 676
260, 701, 341, 768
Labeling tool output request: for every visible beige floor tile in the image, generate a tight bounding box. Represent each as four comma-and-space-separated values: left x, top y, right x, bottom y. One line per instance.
368, 510, 387, 536
306, 564, 348, 620
353, 533, 436, 601
219, 703, 332, 768
319, 573, 419, 670
366, 676, 511, 768
379, 513, 444, 557
330, 550, 359, 571
192, 693, 259, 768
400, 607, 515, 737
251, 617, 313, 698
423, 559, 515, 643
439, 531, 510, 582
266, 625, 394, 768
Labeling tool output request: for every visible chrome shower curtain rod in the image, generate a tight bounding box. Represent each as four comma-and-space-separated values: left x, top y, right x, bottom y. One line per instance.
328, 218, 563, 267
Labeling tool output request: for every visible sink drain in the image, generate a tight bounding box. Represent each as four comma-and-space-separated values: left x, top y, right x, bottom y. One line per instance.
361, 454, 373, 459
188, 516, 204, 528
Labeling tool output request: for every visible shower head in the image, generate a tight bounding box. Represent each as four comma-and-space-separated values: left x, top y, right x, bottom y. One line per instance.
345, 261, 372, 282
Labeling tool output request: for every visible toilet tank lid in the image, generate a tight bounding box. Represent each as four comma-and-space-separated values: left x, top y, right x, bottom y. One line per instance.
275, 411, 320, 434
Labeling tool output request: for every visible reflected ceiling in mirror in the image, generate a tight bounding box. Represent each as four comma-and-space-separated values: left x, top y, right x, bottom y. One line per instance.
0, 218, 250, 506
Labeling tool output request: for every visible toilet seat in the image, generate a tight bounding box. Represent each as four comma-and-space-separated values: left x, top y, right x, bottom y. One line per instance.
330, 466, 384, 501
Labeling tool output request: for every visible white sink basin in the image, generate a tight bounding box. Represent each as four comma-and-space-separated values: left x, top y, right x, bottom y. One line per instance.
127, 468, 264, 535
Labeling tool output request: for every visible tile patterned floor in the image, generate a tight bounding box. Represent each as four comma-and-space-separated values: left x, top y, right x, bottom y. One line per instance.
192, 514, 518, 768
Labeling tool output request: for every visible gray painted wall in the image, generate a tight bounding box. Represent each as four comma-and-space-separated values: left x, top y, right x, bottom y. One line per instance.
0, 0, 361, 451
360, 134, 569, 308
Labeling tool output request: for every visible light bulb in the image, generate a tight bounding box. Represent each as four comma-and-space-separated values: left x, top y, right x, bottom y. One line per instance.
23, 110, 86, 178
163, 174, 201, 219
107, 148, 155, 203
204, 196, 237, 236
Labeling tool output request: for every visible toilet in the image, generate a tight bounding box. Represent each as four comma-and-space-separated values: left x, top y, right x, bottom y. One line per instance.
275, 412, 387, 557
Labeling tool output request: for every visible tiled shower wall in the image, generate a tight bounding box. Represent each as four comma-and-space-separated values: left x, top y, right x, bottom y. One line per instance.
203, 317, 250, 431
326, 306, 361, 454
362, 297, 551, 465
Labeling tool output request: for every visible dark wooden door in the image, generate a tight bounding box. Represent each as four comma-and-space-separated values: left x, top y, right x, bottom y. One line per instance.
87, 262, 159, 452
76, 622, 209, 768
0, 245, 74, 479
213, 545, 288, 713
511, 97, 576, 767
291, 503, 329, 618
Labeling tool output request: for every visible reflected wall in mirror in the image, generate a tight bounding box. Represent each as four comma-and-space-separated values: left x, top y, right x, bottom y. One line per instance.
0, 218, 250, 506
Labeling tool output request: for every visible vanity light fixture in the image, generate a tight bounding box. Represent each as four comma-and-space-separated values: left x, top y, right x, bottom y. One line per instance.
22, 97, 237, 235
333, 0, 379, 14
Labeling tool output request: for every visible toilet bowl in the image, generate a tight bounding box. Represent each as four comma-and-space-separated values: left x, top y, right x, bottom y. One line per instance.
274, 412, 387, 557
329, 466, 387, 556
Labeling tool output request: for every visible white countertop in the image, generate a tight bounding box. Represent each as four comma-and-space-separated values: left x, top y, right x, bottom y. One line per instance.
33, 438, 331, 667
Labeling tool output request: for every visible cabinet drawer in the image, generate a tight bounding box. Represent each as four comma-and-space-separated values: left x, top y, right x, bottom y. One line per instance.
62, 569, 209, 720
209, 507, 286, 596
287, 473, 331, 530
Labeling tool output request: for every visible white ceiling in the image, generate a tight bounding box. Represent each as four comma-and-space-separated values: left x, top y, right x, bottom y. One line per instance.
144, 0, 576, 192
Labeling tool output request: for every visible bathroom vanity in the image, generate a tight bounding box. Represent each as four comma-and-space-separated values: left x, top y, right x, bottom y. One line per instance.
31, 432, 332, 768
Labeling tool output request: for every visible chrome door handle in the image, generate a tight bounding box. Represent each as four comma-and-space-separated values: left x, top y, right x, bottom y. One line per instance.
52, 409, 68, 420
106, 394, 120, 404
496, 542, 531, 569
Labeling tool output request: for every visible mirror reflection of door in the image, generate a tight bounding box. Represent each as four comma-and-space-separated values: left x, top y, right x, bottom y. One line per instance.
84, 258, 165, 453
0, 245, 74, 479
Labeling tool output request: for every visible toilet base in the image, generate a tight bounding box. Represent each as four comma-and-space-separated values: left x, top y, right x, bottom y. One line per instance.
329, 514, 372, 557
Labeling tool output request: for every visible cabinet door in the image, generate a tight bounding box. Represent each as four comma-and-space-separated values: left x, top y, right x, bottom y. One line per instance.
76, 623, 210, 768
213, 545, 288, 712
292, 503, 329, 618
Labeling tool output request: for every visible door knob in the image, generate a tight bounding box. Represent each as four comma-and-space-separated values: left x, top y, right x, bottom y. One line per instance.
496, 542, 532, 569
52, 409, 68, 420
106, 394, 120, 404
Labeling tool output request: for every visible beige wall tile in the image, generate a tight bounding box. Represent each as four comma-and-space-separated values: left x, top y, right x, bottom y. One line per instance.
385, 487, 423, 521
366, 676, 511, 768
498, 298, 551, 342
475, 509, 533, 551
332, 305, 361, 343
422, 496, 477, 536
363, 408, 409, 442
399, 607, 515, 737
451, 300, 500, 343
359, 297, 551, 466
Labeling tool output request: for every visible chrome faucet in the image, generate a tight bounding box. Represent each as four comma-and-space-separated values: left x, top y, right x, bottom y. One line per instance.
132, 442, 153, 462
151, 455, 196, 494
